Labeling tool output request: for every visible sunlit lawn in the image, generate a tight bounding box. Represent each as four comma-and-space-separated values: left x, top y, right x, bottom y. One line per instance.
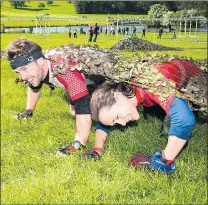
1, 12, 207, 205
2, 32, 207, 59
1, 1, 147, 27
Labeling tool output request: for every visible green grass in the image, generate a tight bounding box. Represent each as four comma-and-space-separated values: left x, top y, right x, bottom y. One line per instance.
2, 32, 207, 59
1, 1, 147, 27
1, 33, 207, 204
1, 1, 77, 17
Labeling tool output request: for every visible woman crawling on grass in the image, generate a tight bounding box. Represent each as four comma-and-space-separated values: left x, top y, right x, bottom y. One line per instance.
88, 79, 196, 174
82, 58, 207, 174
88, 82, 195, 173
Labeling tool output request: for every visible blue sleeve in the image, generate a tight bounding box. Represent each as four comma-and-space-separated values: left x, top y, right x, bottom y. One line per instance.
96, 122, 111, 134
168, 98, 195, 140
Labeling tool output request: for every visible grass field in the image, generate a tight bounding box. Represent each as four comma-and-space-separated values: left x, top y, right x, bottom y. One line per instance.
1, 32, 208, 204
1, 2, 208, 204
1, 1, 147, 27
1, 32, 207, 59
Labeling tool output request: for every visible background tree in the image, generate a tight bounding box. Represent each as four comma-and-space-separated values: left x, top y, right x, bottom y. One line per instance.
73, 1, 208, 17
186, 9, 199, 18
38, 3, 45, 10
162, 11, 176, 27
10, 1, 25, 9
135, 2, 156, 14
148, 4, 168, 28
47, 0, 53, 6
115, 2, 126, 13
160, 1, 178, 12
73, 1, 156, 14
176, 1, 207, 17
148, 4, 168, 19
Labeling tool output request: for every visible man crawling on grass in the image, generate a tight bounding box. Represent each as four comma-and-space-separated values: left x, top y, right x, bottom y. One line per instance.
6, 37, 110, 156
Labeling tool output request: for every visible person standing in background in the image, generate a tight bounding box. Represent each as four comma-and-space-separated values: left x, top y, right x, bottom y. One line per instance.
93, 23, 99, 42
68, 27, 72, 38
88, 27, 93, 42
142, 28, 146, 38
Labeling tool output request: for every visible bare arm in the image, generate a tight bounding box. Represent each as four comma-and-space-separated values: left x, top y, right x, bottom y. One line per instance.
26, 87, 41, 110
94, 129, 108, 150
163, 135, 187, 160
75, 114, 92, 146
80, 128, 108, 158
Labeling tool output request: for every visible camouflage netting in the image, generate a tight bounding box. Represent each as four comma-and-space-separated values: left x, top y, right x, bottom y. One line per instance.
0, 50, 6, 58
46, 44, 207, 116
2, 42, 207, 116
110, 37, 183, 51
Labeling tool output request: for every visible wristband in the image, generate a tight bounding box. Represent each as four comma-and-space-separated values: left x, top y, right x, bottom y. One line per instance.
92, 148, 102, 156
162, 150, 175, 165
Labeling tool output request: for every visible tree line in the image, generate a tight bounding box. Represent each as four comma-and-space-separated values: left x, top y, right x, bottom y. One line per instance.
73, 1, 207, 17
9, 1, 207, 17
10, 0, 53, 9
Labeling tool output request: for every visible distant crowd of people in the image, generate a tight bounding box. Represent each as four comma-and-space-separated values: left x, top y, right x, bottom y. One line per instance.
157, 26, 177, 40
68, 23, 177, 42
68, 23, 100, 42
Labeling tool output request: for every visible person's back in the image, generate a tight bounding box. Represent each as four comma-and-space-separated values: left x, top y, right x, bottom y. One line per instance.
80, 27, 83, 34
93, 24, 99, 34
93, 23, 99, 42
90, 28, 93, 36
88, 27, 93, 42
73, 29, 77, 38
157, 28, 163, 39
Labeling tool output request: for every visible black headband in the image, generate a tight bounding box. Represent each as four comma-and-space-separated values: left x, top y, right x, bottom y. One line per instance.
10, 51, 43, 70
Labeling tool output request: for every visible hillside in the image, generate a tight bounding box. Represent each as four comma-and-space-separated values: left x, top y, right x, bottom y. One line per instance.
1, 1, 146, 27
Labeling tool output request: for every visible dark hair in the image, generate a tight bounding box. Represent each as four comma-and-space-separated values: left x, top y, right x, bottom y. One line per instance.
6, 37, 42, 61
90, 81, 135, 121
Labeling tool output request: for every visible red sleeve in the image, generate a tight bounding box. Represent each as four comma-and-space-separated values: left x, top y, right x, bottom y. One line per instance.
135, 87, 175, 114
49, 54, 89, 101
153, 60, 201, 88
145, 91, 175, 114
56, 69, 89, 101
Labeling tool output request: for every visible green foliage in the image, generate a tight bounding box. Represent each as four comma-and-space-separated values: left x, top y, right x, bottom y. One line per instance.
136, 2, 155, 14
1, 32, 207, 204
160, 1, 178, 12
10, 1, 25, 9
1, 59, 207, 204
1, 33, 207, 58
38, 3, 45, 10
187, 9, 198, 17
73, 1, 207, 16
162, 11, 176, 26
148, 4, 168, 19
1, 1, 146, 27
148, 4, 168, 27
47, 0, 53, 6
177, 1, 208, 17
73, 1, 156, 14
